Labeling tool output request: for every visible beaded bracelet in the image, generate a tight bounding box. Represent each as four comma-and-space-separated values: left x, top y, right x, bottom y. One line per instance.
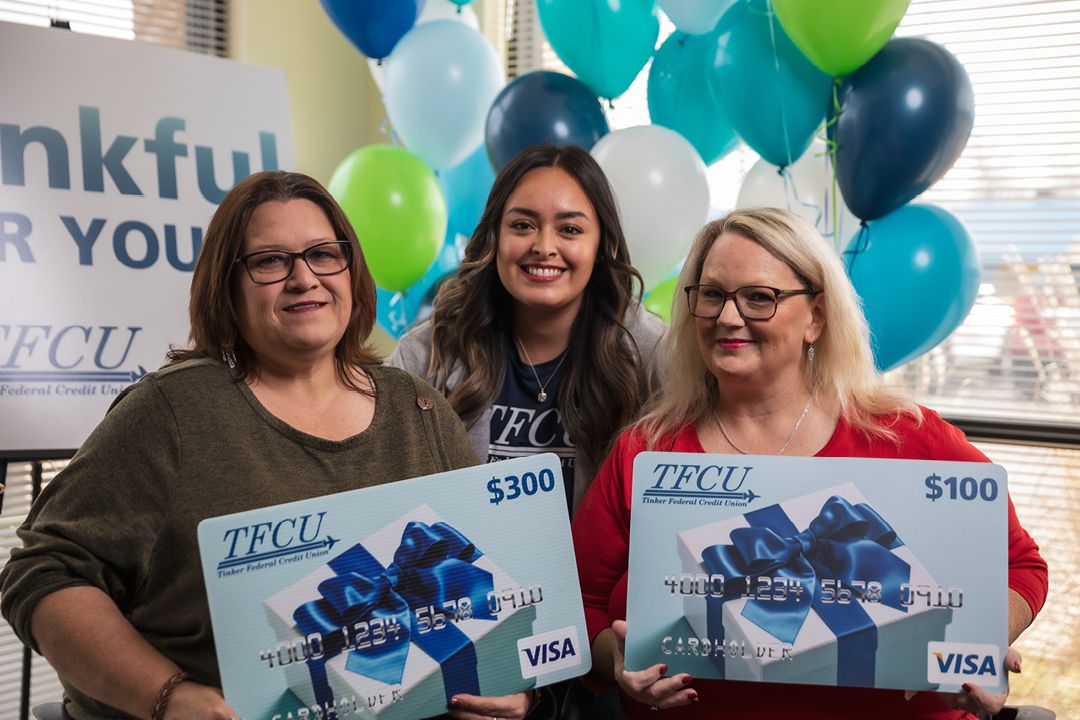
149, 670, 189, 720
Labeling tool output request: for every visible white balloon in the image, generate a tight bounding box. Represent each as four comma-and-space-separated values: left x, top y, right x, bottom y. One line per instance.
384, 21, 504, 169
591, 126, 711, 289
418, 0, 480, 30
659, 0, 732, 35
736, 139, 860, 251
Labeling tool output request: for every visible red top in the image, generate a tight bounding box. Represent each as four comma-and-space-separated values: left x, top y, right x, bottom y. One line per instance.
571, 408, 1048, 720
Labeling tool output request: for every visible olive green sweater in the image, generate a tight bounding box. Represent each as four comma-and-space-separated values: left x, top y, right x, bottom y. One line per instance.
0, 359, 477, 719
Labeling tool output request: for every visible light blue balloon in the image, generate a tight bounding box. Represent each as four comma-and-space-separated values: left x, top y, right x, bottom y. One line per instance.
439, 144, 495, 239
537, 0, 660, 100
648, 31, 739, 165
846, 204, 981, 371
377, 231, 464, 338
383, 20, 504, 169
710, 0, 832, 168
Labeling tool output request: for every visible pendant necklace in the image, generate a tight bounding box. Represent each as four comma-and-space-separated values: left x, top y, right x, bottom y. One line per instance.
715, 396, 813, 455
515, 337, 569, 404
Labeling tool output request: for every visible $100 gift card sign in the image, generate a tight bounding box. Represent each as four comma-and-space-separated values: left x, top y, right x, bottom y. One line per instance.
198, 454, 590, 719
624, 454, 1008, 693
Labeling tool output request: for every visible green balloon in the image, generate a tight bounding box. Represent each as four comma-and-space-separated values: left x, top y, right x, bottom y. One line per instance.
643, 275, 679, 325
772, 0, 910, 77
329, 145, 447, 292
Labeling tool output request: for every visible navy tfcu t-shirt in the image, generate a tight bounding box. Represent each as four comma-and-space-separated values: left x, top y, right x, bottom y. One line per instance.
488, 346, 575, 509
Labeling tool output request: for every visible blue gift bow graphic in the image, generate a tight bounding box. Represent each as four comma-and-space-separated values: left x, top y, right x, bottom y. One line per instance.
699, 496, 910, 686
293, 521, 496, 709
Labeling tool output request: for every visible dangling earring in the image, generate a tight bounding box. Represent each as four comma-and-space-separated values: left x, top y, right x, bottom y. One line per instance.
807, 344, 816, 364
222, 347, 237, 371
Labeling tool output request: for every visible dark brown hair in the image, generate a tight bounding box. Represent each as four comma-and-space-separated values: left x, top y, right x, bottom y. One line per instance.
166, 170, 379, 390
426, 144, 647, 471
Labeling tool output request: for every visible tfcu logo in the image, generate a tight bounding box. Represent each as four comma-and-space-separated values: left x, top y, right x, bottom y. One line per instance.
642, 462, 760, 507
927, 642, 1001, 687
217, 511, 338, 573
0, 324, 145, 383
517, 626, 582, 679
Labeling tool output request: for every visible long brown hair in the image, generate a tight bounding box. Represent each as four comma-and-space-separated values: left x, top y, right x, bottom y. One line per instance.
426, 144, 647, 470
166, 170, 380, 391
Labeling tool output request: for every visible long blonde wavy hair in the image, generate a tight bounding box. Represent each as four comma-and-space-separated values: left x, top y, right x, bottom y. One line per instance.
638, 207, 919, 448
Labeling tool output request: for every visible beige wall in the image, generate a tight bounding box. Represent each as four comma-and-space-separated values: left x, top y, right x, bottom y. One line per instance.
227, 1, 504, 353
228, 0, 388, 186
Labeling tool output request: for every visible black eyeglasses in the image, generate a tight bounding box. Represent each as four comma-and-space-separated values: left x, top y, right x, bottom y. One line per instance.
235, 241, 352, 285
684, 284, 821, 321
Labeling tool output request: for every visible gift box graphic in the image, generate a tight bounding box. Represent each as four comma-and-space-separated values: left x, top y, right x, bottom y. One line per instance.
264, 504, 537, 716
676, 483, 952, 688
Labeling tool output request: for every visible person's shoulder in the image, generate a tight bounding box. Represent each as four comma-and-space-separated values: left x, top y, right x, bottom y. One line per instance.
395, 321, 435, 354
855, 405, 986, 461
371, 363, 450, 411
386, 321, 435, 372
112, 357, 228, 407
625, 302, 667, 341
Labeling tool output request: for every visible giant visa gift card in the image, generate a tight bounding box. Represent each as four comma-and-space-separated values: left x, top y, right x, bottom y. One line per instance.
625, 454, 1008, 693
198, 454, 591, 719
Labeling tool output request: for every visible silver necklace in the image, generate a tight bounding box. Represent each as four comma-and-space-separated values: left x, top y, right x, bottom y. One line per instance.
515, 337, 569, 403
715, 396, 813, 455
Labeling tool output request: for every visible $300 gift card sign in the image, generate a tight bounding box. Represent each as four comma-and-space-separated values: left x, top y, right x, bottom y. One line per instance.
198, 454, 590, 719
624, 454, 1008, 693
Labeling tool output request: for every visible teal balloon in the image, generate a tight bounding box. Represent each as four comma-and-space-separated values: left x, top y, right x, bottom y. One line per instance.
846, 204, 981, 371
439, 144, 495, 239
648, 31, 739, 165
537, 0, 660, 100
711, 0, 832, 168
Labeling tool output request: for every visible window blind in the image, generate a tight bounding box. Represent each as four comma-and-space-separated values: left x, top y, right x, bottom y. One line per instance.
891, 0, 1080, 426
1, 461, 67, 710
0, 0, 228, 56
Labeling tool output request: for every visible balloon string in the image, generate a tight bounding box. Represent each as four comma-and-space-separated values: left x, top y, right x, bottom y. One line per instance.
764, 0, 795, 169
843, 222, 871, 274
780, 166, 823, 229
822, 78, 844, 252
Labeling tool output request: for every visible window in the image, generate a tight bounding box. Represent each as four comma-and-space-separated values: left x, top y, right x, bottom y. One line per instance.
0, 0, 227, 55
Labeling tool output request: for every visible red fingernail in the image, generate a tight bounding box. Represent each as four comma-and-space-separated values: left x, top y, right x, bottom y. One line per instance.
690, 693, 699, 703
962, 683, 973, 694
659, 664, 668, 675
449, 697, 460, 707
1012, 660, 1022, 673
682, 675, 693, 685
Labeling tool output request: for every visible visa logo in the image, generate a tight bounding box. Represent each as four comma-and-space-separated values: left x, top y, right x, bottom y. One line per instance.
933, 652, 997, 676
927, 642, 1002, 688
517, 626, 583, 679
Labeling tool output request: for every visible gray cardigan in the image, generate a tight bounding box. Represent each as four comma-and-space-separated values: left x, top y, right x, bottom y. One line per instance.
386, 303, 667, 512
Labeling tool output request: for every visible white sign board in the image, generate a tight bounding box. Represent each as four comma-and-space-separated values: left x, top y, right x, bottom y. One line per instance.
0, 22, 294, 455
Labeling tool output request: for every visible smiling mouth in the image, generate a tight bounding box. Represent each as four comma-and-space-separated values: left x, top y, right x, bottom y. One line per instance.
522, 265, 565, 279
283, 301, 326, 312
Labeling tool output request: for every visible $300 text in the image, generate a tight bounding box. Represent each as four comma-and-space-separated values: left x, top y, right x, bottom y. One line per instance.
487, 468, 557, 506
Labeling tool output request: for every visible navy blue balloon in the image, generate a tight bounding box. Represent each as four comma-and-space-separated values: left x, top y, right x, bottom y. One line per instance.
485, 71, 610, 171
320, 0, 425, 60
831, 37, 974, 222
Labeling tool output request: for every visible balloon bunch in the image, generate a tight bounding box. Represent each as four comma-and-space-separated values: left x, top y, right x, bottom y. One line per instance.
321, 0, 982, 369
320, 0, 497, 337
610, 0, 979, 372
